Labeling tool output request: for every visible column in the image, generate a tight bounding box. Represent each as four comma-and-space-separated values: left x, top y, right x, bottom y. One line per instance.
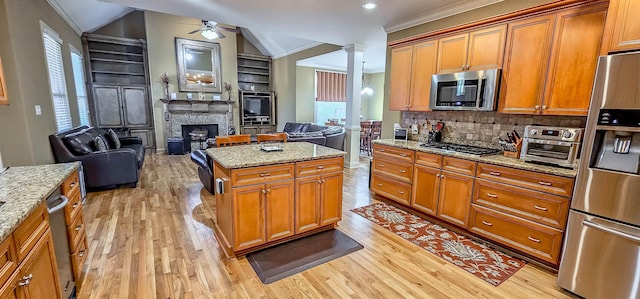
343, 44, 366, 168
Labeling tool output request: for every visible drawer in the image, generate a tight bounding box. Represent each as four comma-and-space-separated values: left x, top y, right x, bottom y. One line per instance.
67, 214, 86, 252
373, 144, 415, 163
0, 236, 17, 288
296, 157, 343, 177
371, 174, 411, 206
474, 179, 570, 229
62, 170, 80, 196
13, 203, 49, 262
372, 157, 413, 183
442, 157, 477, 175
231, 163, 294, 186
71, 236, 88, 282
476, 163, 575, 197
64, 189, 83, 225
415, 152, 442, 168
469, 204, 564, 265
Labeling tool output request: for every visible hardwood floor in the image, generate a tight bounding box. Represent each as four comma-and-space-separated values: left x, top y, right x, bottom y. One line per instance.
78, 154, 576, 298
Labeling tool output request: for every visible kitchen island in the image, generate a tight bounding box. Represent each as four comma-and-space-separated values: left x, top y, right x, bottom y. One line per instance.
206, 142, 346, 257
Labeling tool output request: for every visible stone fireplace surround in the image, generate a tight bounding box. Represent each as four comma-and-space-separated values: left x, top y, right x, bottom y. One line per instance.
162, 99, 233, 150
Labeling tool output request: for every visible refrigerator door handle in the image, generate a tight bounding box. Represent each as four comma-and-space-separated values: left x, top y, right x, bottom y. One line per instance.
583, 220, 640, 244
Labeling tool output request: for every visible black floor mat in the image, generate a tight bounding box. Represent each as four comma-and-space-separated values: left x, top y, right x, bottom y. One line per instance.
246, 229, 364, 284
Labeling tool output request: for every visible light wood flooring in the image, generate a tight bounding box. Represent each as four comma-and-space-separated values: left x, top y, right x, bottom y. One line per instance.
78, 154, 577, 298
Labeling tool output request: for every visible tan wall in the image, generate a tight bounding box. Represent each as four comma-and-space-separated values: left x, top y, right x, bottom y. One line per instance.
272, 44, 341, 131
295, 66, 315, 123
382, 0, 557, 138
362, 72, 384, 121
144, 11, 239, 152
94, 10, 146, 40
237, 34, 263, 55
0, 0, 82, 166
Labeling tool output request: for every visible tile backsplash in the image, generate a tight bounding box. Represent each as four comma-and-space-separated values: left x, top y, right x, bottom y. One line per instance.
401, 111, 587, 148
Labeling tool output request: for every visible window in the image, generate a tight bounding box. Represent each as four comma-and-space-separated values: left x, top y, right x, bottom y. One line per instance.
41, 21, 72, 131
70, 46, 90, 126
315, 70, 347, 125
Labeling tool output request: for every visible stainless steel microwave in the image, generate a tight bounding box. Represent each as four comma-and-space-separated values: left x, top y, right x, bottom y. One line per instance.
430, 68, 500, 111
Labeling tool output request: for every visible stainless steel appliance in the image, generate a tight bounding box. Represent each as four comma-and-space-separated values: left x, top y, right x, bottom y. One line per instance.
46, 189, 76, 298
520, 125, 583, 168
430, 68, 500, 111
557, 51, 640, 299
419, 142, 500, 156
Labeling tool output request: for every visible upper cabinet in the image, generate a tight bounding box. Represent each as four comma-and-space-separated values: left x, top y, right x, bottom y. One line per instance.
604, 0, 640, 52
0, 56, 7, 105
436, 25, 506, 74
499, 2, 608, 115
389, 40, 438, 111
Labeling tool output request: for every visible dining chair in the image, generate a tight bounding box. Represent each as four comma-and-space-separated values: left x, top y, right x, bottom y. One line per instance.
216, 134, 251, 147
360, 121, 373, 156
256, 133, 288, 143
371, 121, 382, 141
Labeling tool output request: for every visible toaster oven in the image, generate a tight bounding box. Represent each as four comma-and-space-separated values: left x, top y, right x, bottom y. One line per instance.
520, 125, 583, 168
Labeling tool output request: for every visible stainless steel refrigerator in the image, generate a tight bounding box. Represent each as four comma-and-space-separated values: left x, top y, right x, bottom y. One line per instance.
557, 51, 640, 299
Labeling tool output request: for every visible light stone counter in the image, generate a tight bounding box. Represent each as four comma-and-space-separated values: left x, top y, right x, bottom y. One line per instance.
206, 142, 346, 169
0, 162, 80, 241
374, 139, 577, 178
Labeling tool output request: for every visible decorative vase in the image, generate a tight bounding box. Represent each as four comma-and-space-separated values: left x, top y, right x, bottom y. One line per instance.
226, 91, 232, 101
163, 84, 170, 100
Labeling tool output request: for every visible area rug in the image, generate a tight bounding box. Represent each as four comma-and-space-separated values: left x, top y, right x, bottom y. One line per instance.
351, 202, 526, 286
246, 229, 363, 284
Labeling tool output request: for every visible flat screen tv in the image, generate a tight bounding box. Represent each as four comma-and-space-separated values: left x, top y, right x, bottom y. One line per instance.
244, 98, 270, 116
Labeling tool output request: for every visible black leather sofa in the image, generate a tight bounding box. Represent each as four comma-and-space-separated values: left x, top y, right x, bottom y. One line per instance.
190, 150, 214, 194
49, 126, 145, 190
282, 122, 346, 150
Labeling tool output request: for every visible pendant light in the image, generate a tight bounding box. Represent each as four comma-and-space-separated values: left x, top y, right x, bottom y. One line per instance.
361, 61, 373, 96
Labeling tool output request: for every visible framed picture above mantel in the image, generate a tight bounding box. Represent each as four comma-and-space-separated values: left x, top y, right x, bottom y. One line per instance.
175, 38, 222, 93
0, 55, 8, 105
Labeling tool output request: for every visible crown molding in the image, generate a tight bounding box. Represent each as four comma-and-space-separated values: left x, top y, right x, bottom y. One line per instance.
384, 0, 503, 33
46, 0, 83, 35
271, 41, 324, 59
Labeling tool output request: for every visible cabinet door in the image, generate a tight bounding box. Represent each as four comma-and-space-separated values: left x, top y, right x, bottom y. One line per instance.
467, 24, 507, 71
241, 126, 259, 135
129, 129, 156, 149
21, 232, 61, 299
0, 56, 7, 105
93, 85, 123, 127
606, 0, 640, 52
389, 45, 413, 110
499, 15, 555, 114
0, 272, 22, 299
265, 180, 294, 242
409, 40, 438, 111
320, 172, 343, 226
233, 185, 266, 250
411, 165, 440, 216
437, 33, 468, 74
122, 86, 150, 127
436, 171, 474, 227
542, 3, 607, 116
295, 176, 321, 233
258, 125, 276, 134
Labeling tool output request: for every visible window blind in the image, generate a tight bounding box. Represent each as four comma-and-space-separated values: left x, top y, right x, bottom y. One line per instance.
316, 71, 347, 102
42, 26, 72, 131
71, 51, 90, 126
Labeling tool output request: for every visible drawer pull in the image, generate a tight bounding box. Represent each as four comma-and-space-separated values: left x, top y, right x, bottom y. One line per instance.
398, 169, 406, 173
376, 183, 383, 187
534, 205, 548, 211
528, 236, 541, 243
378, 164, 385, 167
266, 189, 271, 193
481, 221, 493, 226
70, 182, 77, 187
260, 172, 271, 177
399, 153, 407, 157
379, 149, 385, 152
317, 165, 325, 169
72, 202, 80, 208
75, 224, 83, 231
486, 193, 498, 198
318, 180, 322, 184
489, 171, 501, 176
398, 191, 405, 194
78, 250, 86, 258
538, 181, 552, 186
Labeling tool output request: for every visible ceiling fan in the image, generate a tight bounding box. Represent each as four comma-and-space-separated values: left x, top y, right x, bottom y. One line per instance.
188, 20, 240, 40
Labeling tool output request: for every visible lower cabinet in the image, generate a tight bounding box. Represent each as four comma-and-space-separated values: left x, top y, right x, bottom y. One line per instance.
436, 171, 475, 227
371, 174, 412, 206
295, 172, 343, 233
411, 164, 440, 216
19, 231, 61, 299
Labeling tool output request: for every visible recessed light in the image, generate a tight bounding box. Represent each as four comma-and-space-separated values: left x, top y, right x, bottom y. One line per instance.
362, 3, 377, 9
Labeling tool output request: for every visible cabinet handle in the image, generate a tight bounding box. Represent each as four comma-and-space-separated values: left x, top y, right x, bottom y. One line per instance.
379, 149, 385, 152
538, 181, 552, 186
260, 172, 271, 177
72, 202, 80, 208
318, 180, 322, 184
398, 191, 405, 194
75, 224, 83, 231
399, 153, 407, 157
436, 174, 440, 178
70, 182, 77, 187
398, 169, 406, 173
317, 165, 325, 169
408, 104, 412, 108
261, 189, 266, 194
489, 171, 501, 176
534, 205, 548, 211
534, 105, 540, 110
78, 250, 86, 257
486, 193, 498, 198
542, 105, 547, 110
461, 64, 465, 70
266, 189, 271, 193
376, 183, 383, 187
321, 180, 325, 184
378, 164, 385, 167
528, 236, 541, 243
481, 221, 493, 226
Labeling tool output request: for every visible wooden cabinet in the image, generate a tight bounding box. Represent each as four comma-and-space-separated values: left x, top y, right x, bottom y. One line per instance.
437, 25, 506, 73
237, 53, 271, 92
371, 143, 415, 205
604, 0, 640, 52
0, 272, 21, 299
499, 3, 608, 115
389, 40, 438, 111
295, 172, 343, 233
476, 163, 574, 197
19, 232, 61, 299
411, 164, 440, 216
239, 91, 277, 135
437, 170, 475, 227
61, 170, 88, 283
0, 55, 7, 105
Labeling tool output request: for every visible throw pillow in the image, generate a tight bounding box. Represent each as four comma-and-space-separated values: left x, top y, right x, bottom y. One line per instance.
321, 126, 343, 136
62, 132, 94, 155
287, 131, 324, 138
94, 135, 108, 152
282, 122, 307, 133
306, 124, 326, 132
105, 129, 121, 149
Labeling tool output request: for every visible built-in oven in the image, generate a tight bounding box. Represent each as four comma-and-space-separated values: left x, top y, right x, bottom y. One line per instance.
520, 125, 583, 168
430, 68, 500, 111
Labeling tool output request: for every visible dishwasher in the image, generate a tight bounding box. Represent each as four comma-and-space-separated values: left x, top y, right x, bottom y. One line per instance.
46, 188, 76, 299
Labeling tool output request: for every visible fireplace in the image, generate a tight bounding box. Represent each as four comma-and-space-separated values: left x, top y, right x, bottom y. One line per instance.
181, 124, 219, 151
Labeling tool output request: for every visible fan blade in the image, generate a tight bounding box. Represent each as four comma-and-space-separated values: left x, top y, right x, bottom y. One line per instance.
216, 31, 226, 39
215, 26, 241, 33
187, 29, 201, 34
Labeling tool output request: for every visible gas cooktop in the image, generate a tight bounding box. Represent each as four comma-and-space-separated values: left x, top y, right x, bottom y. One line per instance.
419, 142, 501, 156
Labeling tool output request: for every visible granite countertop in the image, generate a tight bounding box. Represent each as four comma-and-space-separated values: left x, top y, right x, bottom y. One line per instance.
0, 162, 80, 241
373, 139, 577, 178
206, 142, 346, 169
